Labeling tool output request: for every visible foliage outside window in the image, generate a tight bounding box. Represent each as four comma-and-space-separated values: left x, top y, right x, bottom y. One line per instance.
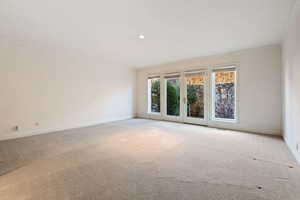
166, 78, 180, 116
186, 73, 205, 119
148, 78, 160, 113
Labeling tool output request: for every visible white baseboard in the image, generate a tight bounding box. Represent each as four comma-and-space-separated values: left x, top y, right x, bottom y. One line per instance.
0, 116, 134, 141
135, 114, 282, 136
284, 137, 300, 165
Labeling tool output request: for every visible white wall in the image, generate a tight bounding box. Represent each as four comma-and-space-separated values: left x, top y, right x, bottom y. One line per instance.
282, 0, 300, 163
0, 39, 136, 140
136, 45, 282, 135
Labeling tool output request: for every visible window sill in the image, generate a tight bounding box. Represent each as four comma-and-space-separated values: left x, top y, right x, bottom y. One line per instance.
211, 118, 238, 124
147, 112, 161, 116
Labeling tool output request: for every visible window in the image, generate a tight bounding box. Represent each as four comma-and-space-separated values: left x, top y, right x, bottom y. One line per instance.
186, 71, 206, 119
212, 67, 237, 121
148, 77, 160, 113
165, 74, 181, 116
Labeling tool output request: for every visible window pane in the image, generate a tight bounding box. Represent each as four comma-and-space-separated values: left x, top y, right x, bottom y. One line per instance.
186, 73, 205, 118
167, 78, 180, 116
214, 71, 236, 120
150, 78, 160, 113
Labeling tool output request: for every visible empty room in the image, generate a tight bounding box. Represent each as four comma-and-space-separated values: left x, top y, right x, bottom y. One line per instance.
1, 0, 300, 199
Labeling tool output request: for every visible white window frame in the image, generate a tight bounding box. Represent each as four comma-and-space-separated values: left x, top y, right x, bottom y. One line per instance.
211, 66, 238, 123
183, 70, 209, 124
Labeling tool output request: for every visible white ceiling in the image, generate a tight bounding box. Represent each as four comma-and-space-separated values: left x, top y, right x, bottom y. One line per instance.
0, 0, 295, 68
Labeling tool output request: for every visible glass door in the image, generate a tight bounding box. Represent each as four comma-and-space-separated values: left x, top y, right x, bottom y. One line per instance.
183, 71, 208, 124
164, 74, 182, 122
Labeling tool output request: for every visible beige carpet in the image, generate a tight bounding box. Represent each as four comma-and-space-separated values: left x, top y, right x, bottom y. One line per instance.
0, 119, 299, 200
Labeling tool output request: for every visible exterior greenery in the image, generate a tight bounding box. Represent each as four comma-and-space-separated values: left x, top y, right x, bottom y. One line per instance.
151, 78, 202, 117
151, 79, 160, 112
150, 71, 235, 119
187, 84, 204, 118
167, 81, 180, 116
187, 85, 197, 106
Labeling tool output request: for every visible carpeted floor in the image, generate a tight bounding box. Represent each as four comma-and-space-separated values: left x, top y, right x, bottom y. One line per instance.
0, 119, 299, 200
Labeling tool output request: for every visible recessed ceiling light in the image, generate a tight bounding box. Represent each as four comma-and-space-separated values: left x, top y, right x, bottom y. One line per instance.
138, 34, 145, 39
